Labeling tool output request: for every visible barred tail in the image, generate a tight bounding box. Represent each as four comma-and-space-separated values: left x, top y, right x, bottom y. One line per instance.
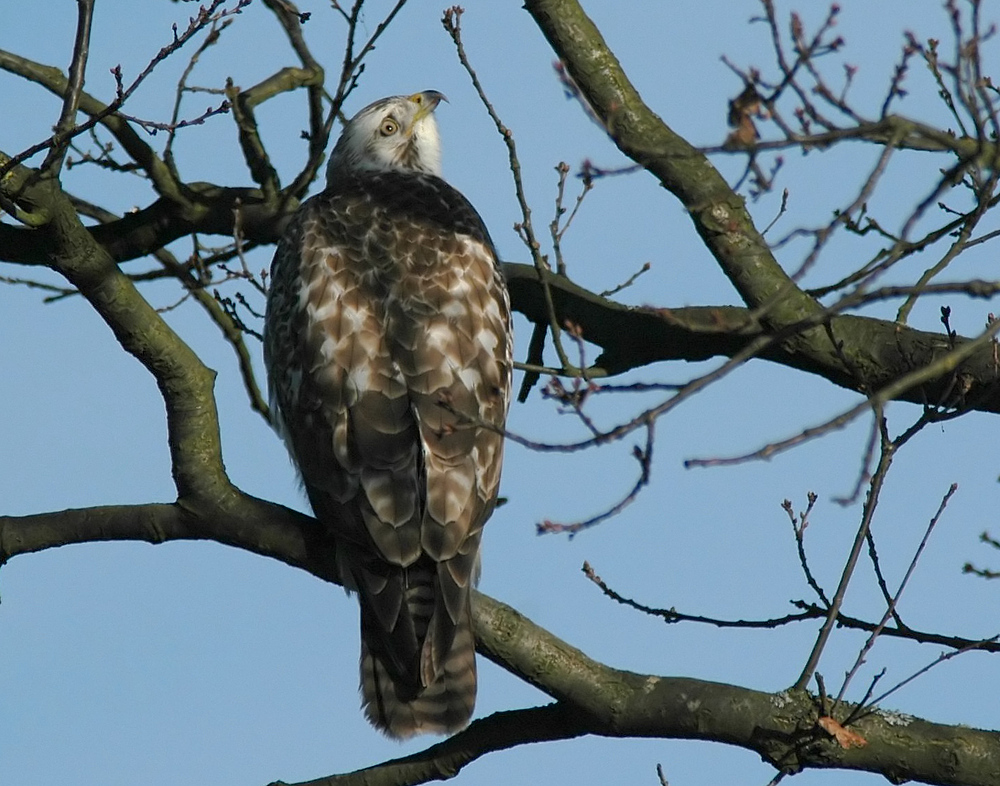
360, 599, 477, 739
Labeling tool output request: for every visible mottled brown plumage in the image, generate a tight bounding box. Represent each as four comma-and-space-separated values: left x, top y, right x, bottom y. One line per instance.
263, 92, 511, 737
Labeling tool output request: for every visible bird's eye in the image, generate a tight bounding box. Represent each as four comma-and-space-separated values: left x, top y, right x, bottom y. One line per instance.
380, 119, 398, 136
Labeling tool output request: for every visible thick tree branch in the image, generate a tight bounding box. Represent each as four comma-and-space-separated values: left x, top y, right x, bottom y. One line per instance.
0, 499, 331, 579
522, 0, 821, 330
503, 265, 1000, 413
271, 705, 588, 786
474, 593, 1000, 786
1, 159, 237, 504
0, 180, 293, 265
2, 500, 997, 786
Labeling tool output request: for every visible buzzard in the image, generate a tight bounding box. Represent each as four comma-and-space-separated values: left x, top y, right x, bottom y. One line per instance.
263, 91, 512, 738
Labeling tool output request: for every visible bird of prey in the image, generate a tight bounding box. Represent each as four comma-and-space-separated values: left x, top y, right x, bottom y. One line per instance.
263, 90, 512, 738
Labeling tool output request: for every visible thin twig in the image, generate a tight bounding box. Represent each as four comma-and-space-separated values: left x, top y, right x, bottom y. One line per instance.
443, 6, 576, 376
538, 419, 654, 537
794, 417, 893, 690
834, 483, 958, 708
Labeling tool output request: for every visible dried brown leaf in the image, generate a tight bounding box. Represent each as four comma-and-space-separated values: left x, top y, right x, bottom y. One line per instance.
817, 716, 868, 748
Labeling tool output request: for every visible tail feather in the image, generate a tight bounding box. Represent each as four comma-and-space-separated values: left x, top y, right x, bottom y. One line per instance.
360, 599, 476, 738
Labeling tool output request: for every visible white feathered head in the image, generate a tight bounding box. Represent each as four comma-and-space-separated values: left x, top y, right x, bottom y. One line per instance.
326, 90, 445, 182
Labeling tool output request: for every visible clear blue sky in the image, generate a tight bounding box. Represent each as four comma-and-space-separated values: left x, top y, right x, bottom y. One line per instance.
2, 2, 998, 784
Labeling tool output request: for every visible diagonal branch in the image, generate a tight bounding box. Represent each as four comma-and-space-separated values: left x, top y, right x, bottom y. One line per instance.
276, 704, 588, 786
523, 0, 822, 331
3, 500, 999, 786
2, 157, 234, 505
42, 0, 94, 176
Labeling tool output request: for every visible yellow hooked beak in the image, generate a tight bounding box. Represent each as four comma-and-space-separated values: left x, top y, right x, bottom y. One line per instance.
408, 90, 447, 129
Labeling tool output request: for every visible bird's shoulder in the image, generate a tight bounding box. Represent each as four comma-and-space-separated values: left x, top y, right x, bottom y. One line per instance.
295, 170, 495, 251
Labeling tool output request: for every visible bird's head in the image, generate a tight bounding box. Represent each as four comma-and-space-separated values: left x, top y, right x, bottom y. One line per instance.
326, 90, 446, 183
